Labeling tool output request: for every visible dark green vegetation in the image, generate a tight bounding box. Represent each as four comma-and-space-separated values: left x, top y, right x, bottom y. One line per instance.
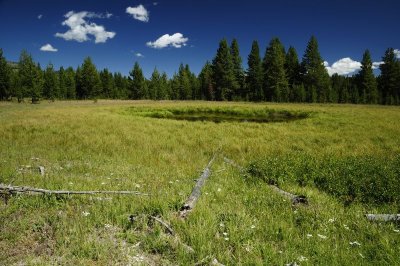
1, 36, 400, 104
1, 101, 400, 265
127, 106, 310, 123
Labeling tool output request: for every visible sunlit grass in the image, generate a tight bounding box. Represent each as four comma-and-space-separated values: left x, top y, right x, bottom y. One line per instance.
1, 100, 399, 265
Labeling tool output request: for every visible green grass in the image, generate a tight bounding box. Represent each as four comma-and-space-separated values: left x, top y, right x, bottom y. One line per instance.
1, 100, 399, 265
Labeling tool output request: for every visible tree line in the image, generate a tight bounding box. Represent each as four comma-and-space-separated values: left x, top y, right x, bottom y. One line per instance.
0, 36, 399, 104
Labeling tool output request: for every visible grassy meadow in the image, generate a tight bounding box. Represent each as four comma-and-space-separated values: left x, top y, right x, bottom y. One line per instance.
0, 100, 399, 265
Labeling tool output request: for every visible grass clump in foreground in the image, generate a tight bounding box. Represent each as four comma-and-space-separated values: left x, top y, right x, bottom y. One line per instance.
0, 100, 400, 265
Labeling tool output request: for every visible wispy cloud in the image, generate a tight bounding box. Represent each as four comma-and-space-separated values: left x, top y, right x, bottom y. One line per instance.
394, 49, 400, 59
135, 53, 144, 57
324, 57, 383, 76
126, 5, 149, 22
146, 33, 188, 49
40, 43, 58, 52
55, 11, 116, 43
38, 14, 43, 19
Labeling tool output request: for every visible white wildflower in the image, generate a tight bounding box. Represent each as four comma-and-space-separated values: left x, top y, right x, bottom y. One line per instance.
82, 211, 90, 217
68, 182, 73, 185
224, 237, 229, 241
306, 234, 313, 238
101, 182, 106, 185
135, 184, 141, 188
298, 255, 308, 262
350, 241, 361, 247
285, 262, 299, 266
393, 229, 399, 233
328, 218, 335, 223
104, 224, 112, 229
169, 181, 173, 184
222, 232, 228, 236
251, 225, 256, 229
217, 188, 222, 192
317, 234, 327, 239
359, 253, 365, 258
219, 223, 225, 227
343, 224, 349, 230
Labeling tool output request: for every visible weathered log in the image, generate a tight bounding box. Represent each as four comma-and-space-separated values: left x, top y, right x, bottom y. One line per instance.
179, 153, 217, 218
269, 185, 307, 205
366, 214, 400, 222
223, 156, 307, 205
150, 215, 175, 235
0, 184, 148, 196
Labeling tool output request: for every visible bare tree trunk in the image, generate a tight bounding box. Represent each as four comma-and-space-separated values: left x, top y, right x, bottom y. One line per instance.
366, 214, 400, 222
179, 153, 217, 218
0, 184, 148, 196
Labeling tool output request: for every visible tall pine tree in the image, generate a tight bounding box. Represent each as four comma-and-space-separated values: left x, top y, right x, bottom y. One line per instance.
262, 37, 289, 102
128, 62, 147, 99
301, 36, 331, 102
0, 48, 11, 100
356, 50, 378, 104
80, 57, 101, 99
379, 48, 400, 104
285, 46, 300, 101
212, 38, 236, 100
199, 61, 214, 100
43, 63, 59, 101
247, 40, 263, 101
230, 39, 245, 99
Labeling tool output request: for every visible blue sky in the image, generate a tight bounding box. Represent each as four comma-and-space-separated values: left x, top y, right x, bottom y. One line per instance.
0, 0, 399, 78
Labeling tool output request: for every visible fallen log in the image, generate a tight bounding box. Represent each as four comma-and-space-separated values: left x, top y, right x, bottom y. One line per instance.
179, 153, 217, 218
223, 156, 307, 205
366, 214, 400, 222
269, 185, 307, 205
0, 184, 148, 196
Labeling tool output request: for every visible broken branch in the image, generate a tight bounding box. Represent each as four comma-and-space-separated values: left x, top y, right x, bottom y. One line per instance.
366, 214, 400, 222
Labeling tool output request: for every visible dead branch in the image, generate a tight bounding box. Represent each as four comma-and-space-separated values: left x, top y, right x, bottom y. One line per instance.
223, 156, 307, 205
0, 184, 148, 196
150, 216, 175, 235
269, 185, 308, 205
179, 153, 217, 218
366, 214, 400, 222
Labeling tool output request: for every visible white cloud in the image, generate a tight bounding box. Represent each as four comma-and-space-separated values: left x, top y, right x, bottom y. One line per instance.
126, 5, 149, 22
372, 61, 383, 69
55, 11, 116, 43
325, 57, 385, 76
38, 14, 43, 19
394, 49, 400, 59
40, 43, 58, 52
153, 2, 158, 6
135, 53, 144, 57
325, 58, 361, 76
146, 33, 188, 49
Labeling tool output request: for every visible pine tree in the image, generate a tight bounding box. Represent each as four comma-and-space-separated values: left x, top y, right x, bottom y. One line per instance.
301, 36, 331, 102
58, 67, 67, 99
149, 68, 161, 100
43, 63, 59, 101
65, 67, 76, 99
113, 72, 128, 99
177, 63, 191, 100
356, 50, 378, 104
159, 72, 169, 100
212, 38, 237, 100
128, 62, 147, 99
230, 39, 245, 99
379, 48, 400, 104
285, 46, 300, 101
247, 40, 263, 101
75, 66, 83, 99
0, 48, 11, 100
199, 61, 214, 100
18, 50, 43, 103
263, 37, 289, 102
81, 57, 101, 99
99, 68, 114, 98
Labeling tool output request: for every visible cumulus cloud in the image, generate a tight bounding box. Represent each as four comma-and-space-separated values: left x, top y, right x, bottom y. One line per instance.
40, 43, 58, 52
324, 57, 384, 76
55, 11, 116, 43
135, 53, 144, 57
126, 5, 149, 22
324, 58, 361, 76
38, 14, 43, 19
394, 49, 400, 59
146, 33, 188, 49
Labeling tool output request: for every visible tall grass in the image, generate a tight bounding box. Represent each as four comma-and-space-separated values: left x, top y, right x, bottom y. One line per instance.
1, 100, 399, 265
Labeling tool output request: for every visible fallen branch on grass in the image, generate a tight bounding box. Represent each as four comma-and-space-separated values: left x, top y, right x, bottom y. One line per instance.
179, 153, 218, 218
366, 214, 400, 222
0, 184, 148, 196
223, 156, 307, 205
